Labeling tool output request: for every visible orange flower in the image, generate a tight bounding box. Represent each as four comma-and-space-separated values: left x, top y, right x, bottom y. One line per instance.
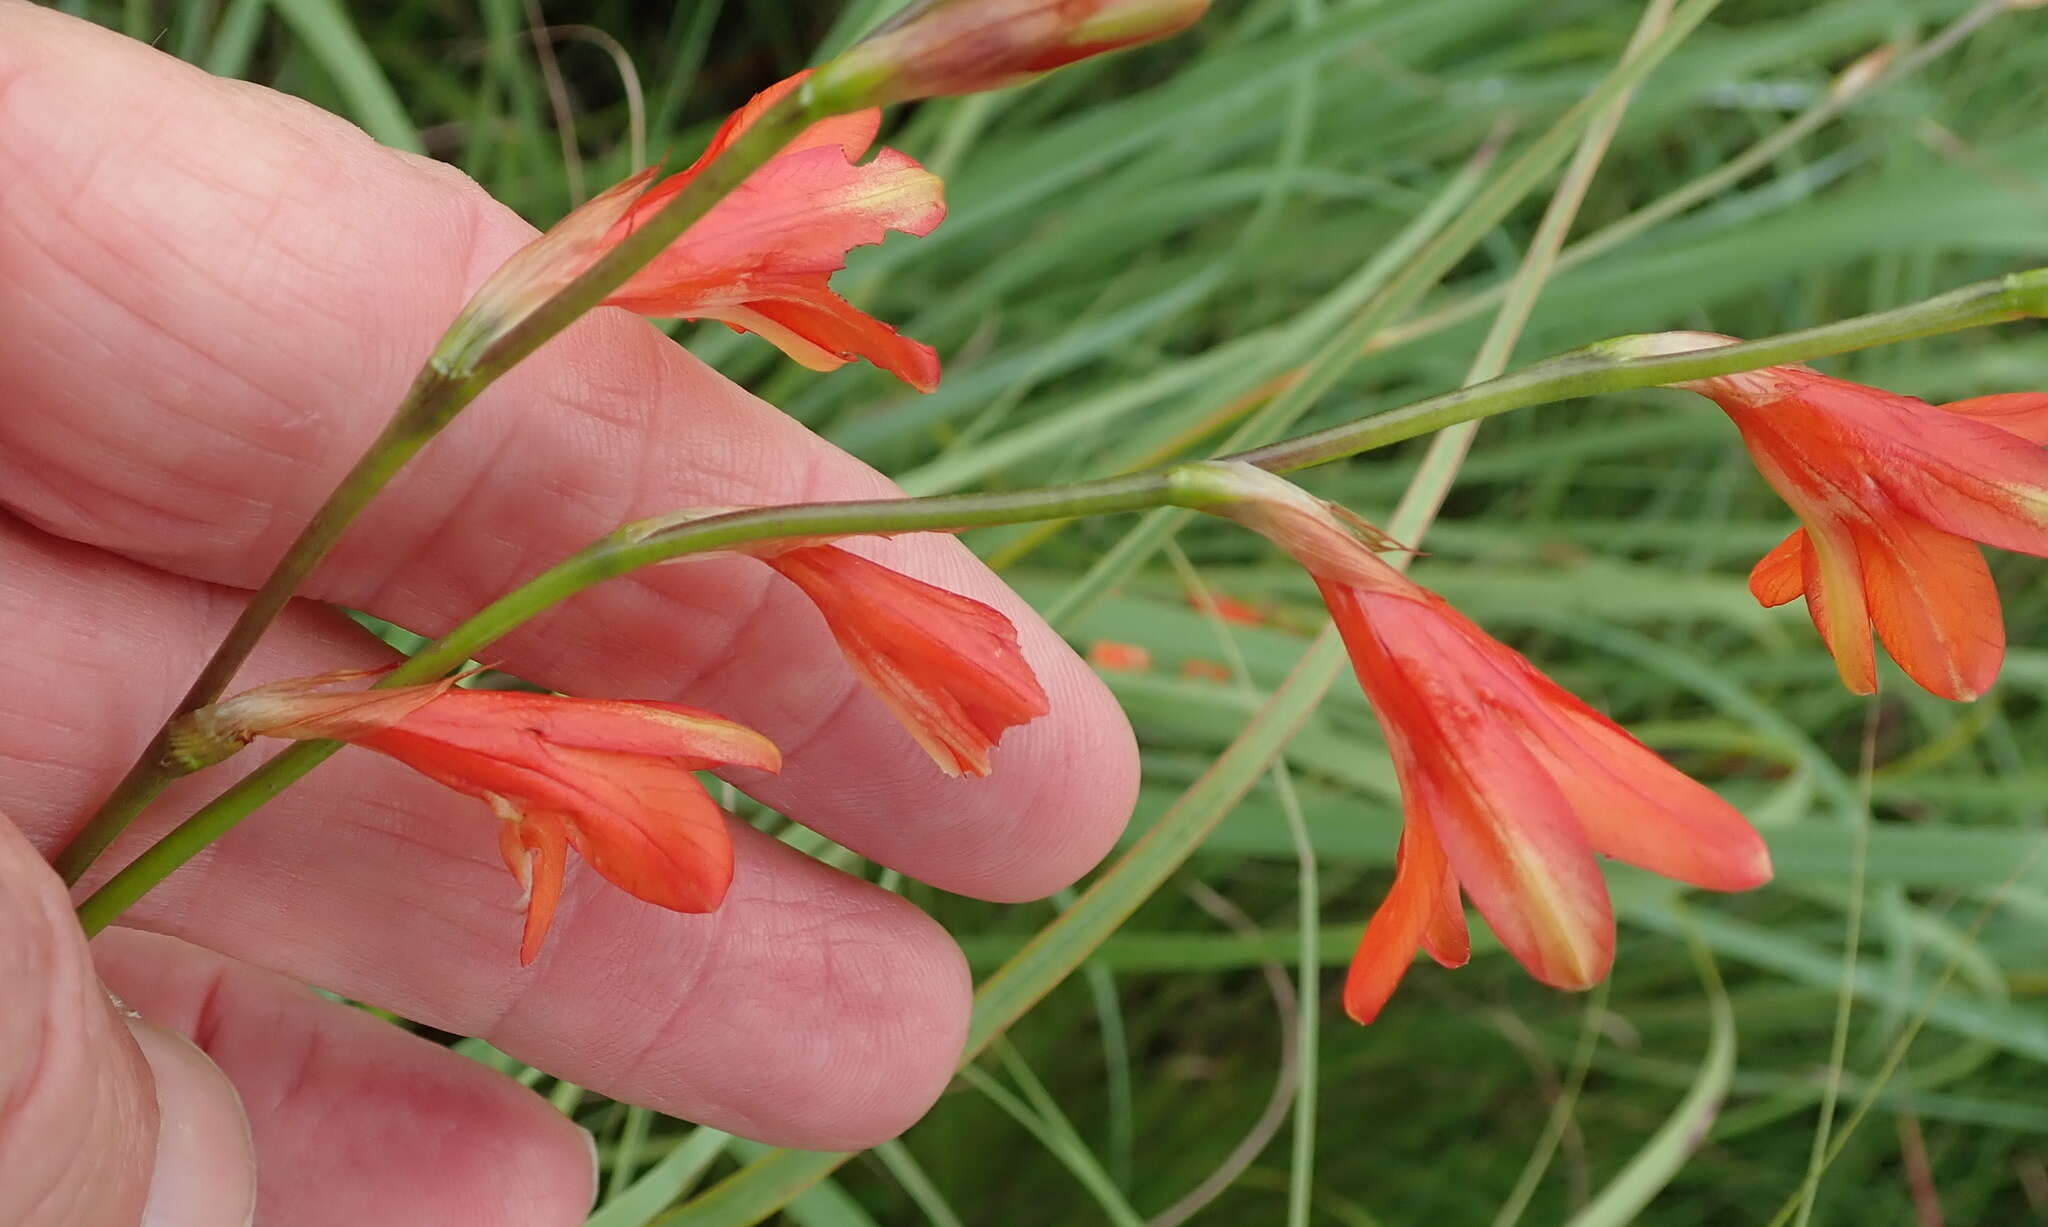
182, 674, 780, 964
1201, 463, 1771, 1023
812, 0, 1209, 108
1192, 593, 1265, 626
1087, 640, 1153, 672
1635, 332, 2048, 700
746, 543, 1050, 777
446, 72, 944, 390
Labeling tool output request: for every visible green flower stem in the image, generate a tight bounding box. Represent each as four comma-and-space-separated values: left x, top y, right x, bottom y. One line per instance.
74, 262, 2048, 934
54, 89, 831, 887
428, 91, 818, 397
1230, 266, 2048, 474
53, 372, 451, 884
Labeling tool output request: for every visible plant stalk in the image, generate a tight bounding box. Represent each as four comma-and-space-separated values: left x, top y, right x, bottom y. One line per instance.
54, 88, 827, 885
73, 264, 2048, 932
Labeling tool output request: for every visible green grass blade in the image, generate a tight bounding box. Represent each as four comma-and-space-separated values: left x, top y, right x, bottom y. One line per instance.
586, 1127, 734, 1227
1561, 919, 1736, 1227
662, 631, 1351, 1226
268, 0, 422, 151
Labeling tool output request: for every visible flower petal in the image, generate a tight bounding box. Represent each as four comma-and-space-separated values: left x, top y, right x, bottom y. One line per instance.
492, 803, 569, 967
1795, 381, 2048, 559
1414, 720, 1613, 991
1941, 392, 2048, 446
418, 692, 782, 772
371, 725, 737, 911
1341, 820, 1456, 1024
1749, 529, 1807, 608
1727, 404, 1880, 694
1853, 517, 2003, 701
606, 142, 944, 388
761, 545, 1049, 777
1327, 586, 1615, 991
682, 70, 879, 170
1409, 603, 1773, 892
701, 290, 941, 391
541, 744, 736, 915
1798, 512, 1878, 696
1417, 827, 1470, 970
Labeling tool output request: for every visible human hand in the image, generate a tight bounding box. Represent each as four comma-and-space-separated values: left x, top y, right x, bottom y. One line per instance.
0, 5, 1138, 1223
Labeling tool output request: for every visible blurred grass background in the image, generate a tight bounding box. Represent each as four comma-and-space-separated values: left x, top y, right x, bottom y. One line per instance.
64, 0, 2048, 1222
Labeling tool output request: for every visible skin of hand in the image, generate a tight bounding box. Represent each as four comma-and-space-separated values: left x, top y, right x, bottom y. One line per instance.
0, 5, 1139, 1224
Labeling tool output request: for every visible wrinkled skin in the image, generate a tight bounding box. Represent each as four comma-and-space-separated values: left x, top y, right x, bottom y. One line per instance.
0, 5, 1138, 1224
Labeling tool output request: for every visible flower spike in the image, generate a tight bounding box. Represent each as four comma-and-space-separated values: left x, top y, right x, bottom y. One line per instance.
180, 677, 780, 964
1618, 331, 2048, 700
1193, 461, 1771, 1023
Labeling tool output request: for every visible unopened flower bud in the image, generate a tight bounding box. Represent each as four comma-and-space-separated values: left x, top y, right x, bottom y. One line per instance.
811, 0, 1208, 109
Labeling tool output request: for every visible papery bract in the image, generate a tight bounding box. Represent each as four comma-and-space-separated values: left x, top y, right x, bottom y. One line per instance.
442, 72, 944, 390
812, 0, 1209, 108
748, 543, 1050, 777
1628, 332, 2048, 700
188, 679, 780, 964
1200, 462, 1771, 1023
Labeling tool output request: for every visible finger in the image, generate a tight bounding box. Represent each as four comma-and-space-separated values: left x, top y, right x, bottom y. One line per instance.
95, 927, 596, 1227
0, 3, 1136, 902
124, 1020, 258, 1227
0, 816, 255, 1227
3, 516, 972, 1147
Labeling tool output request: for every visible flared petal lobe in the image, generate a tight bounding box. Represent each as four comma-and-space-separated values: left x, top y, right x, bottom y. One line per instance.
758, 545, 1050, 777
494, 801, 570, 966
1748, 530, 1806, 608
194, 682, 781, 964
1342, 819, 1457, 1024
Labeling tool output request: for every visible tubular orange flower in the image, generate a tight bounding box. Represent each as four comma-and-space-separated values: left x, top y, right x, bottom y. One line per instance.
1199, 463, 1771, 1023
746, 543, 1050, 778
179, 674, 780, 964
1627, 332, 2048, 700
811, 0, 1209, 108
447, 71, 945, 390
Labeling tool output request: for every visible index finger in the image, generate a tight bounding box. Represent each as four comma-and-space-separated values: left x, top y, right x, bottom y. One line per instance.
0, 4, 1138, 902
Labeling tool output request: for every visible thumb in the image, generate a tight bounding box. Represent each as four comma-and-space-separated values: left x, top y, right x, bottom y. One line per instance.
0, 816, 256, 1226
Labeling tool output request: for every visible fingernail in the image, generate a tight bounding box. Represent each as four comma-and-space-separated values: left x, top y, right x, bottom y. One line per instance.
580, 1125, 602, 1207
128, 1020, 258, 1227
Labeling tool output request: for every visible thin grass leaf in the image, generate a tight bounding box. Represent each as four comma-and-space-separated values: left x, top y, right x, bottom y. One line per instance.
1561, 918, 1736, 1227
267, 0, 422, 151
